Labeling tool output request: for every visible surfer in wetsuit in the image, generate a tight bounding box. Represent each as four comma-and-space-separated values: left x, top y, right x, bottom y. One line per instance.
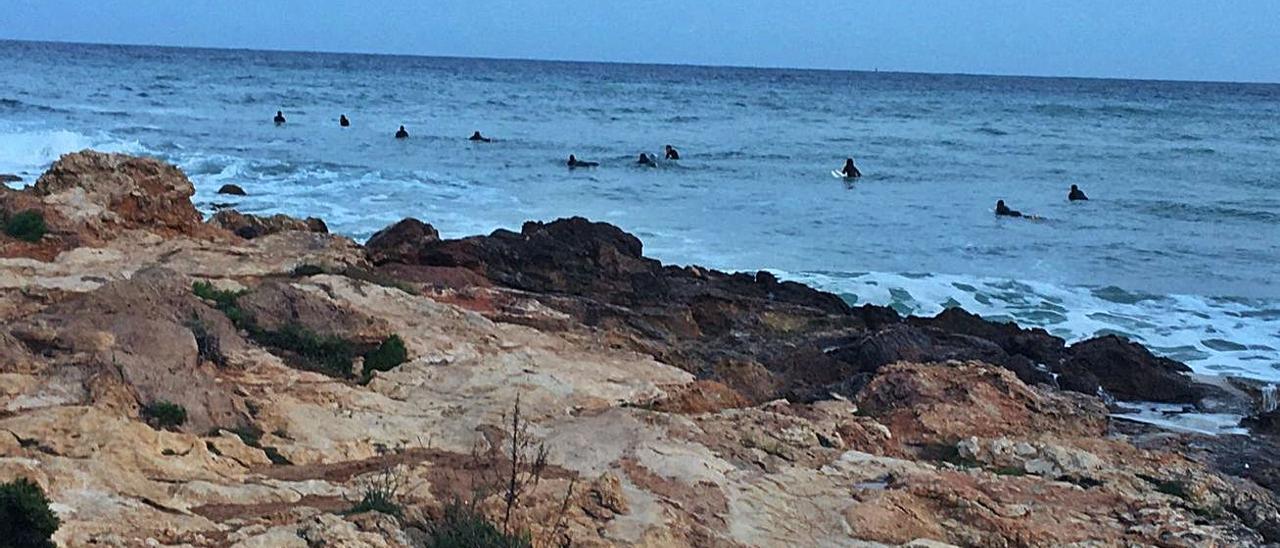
995, 200, 1023, 217
665, 145, 680, 160
469, 131, 491, 142
1069, 184, 1088, 201
567, 155, 598, 168
841, 158, 862, 178
395, 125, 409, 139
637, 153, 656, 166
339, 114, 350, 127
274, 111, 286, 125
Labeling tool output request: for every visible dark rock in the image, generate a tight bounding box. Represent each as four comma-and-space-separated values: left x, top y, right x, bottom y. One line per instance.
209, 210, 328, 240
365, 218, 440, 265
910, 308, 1066, 365
1243, 409, 1280, 437
1059, 335, 1204, 403
216, 184, 246, 196
363, 215, 1204, 408
0, 174, 21, 183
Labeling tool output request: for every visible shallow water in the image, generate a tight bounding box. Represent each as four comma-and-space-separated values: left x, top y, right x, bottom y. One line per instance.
2, 40, 1278, 381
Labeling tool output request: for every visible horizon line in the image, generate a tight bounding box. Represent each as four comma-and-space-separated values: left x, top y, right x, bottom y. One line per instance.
4, 37, 1279, 87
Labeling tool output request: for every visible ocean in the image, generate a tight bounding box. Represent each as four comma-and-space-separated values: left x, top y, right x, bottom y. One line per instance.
2, 40, 1278, 383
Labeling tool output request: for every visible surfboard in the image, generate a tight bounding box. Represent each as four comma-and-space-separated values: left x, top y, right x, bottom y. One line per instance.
832, 170, 852, 179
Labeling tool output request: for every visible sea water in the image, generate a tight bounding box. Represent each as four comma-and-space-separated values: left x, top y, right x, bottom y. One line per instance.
2, 40, 1278, 382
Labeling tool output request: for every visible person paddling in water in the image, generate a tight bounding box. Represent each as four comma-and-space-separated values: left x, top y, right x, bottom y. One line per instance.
339, 114, 350, 127
567, 155, 598, 168
1069, 184, 1089, 201
637, 153, 657, 167
469, 131, 492, 142
665, 145, 680, 160
841, 158, 862, 178
395, 125, 409, 139
274, 111, 286, 125
995, 200, 1024, 217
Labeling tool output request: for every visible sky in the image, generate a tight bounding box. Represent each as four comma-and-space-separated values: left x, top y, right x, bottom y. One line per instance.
3, 0, 1279, 83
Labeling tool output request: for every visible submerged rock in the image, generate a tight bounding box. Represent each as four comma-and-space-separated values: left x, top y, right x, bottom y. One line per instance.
0, 173, 21, 183
216, 183, 246, 196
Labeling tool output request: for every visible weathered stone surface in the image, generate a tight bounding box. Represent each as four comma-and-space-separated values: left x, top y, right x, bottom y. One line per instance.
209, 209, 329, 240
1, 153, 1276, 547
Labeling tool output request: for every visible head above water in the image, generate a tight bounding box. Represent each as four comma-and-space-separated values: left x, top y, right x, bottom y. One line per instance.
472, 131, 482, 137
997, 200, 1006, 207
1071, 184, 1079, 191
276, 111, 282, 116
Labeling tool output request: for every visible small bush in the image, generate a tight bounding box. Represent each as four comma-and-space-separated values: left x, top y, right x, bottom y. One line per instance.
362, 335, 408, 381
291, 264, 326, 277
424, 501, 532, 548
142, 401, 188, 430
3, 210, 47, 243
251, 323, 356, 378
186, 317, 226, 367
0, 478, 61, 548
192, 281, 250, 328
993, 466, 1026, 477
228, 425, 263, 448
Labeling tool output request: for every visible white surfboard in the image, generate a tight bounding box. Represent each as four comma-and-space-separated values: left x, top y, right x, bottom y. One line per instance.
832, 170, 856, 179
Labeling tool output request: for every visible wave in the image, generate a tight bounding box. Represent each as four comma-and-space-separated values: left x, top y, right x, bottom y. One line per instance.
0, 97, 67, 115
0, 126, 147, 176
781, 270, 1280, 383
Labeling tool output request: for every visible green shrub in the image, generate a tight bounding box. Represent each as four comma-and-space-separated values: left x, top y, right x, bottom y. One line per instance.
142, 400, 188, 430
192, 281, 250, 328
347, 489, 403, 518
362, 335, 408, 381
424, 501, 532, 548
186, 317, 226, 367
3, 210, 47, 243
291, 264, 326, 277
251, 323, 356, 378
0, 478, 61, 548
993, 466, 1026, 477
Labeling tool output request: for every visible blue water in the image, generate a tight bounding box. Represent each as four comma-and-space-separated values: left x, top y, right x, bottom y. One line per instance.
2, 40, 1278, 381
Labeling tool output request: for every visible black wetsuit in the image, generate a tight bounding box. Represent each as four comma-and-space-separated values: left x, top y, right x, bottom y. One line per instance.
395, 127, 409, 139
568, 156, 598, 168
274, 112, 286, 125
1069, 187, 1089, 201
665, 147, 680, 160
340, 115, 350, 127
842, 161, 862, 178
469, 132, 491, 142
638, 153, 656, 166
995, 202, 1023, 217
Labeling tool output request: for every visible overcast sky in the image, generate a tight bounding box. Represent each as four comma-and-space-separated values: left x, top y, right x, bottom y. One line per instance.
3, 0, 1278, 83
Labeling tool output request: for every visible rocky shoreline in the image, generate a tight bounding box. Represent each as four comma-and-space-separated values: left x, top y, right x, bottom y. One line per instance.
3, 150, 1280, 546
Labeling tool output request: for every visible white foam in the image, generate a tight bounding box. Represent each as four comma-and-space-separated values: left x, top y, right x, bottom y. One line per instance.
783, 270, 1280, 383
0, 125, 145, 180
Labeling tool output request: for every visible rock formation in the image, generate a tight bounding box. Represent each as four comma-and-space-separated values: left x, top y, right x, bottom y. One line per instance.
1, 150, 1278, 547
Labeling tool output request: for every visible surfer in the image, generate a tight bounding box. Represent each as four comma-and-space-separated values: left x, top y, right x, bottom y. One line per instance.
567, 155, 598, 168
665, 145, 680, 160
395, 125, 409, 139
841, 158, 862, 178
273, 111, 286, 125
339, 114, 350, 127
637, 153, 657, 166
469, 131, 491, 142
1069, 184, 1089, 201
995, 200, 1024, 218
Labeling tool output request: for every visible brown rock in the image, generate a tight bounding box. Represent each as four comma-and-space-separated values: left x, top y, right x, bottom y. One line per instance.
855, 361, 1108, 448
209, 210, 329, 240
365, 218, 440, 265
33, 150, 209, 240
